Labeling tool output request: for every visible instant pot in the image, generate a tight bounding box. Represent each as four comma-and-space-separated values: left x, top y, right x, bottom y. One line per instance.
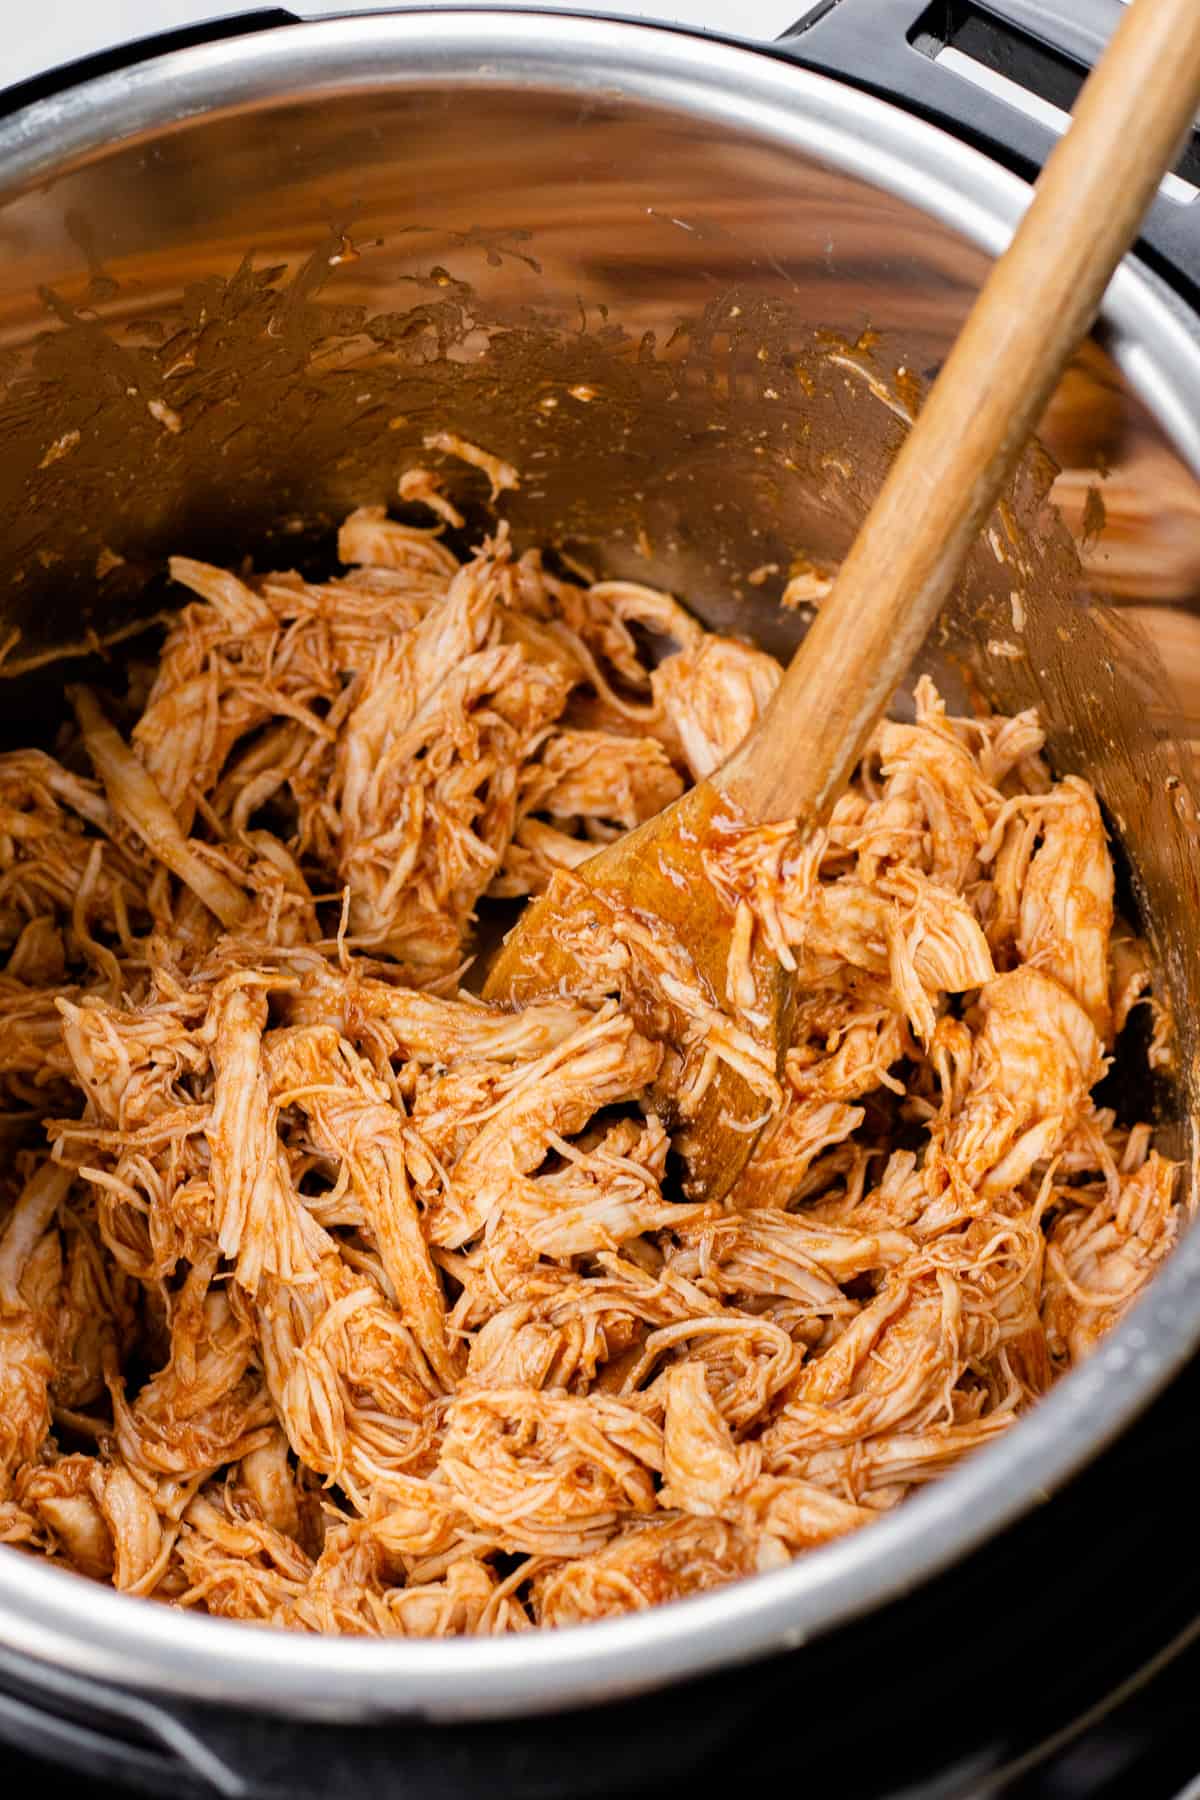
3, 3, 1200, 1793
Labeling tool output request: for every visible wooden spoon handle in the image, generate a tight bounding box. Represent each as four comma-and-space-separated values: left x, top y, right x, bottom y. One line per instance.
717, 0, 1200, 825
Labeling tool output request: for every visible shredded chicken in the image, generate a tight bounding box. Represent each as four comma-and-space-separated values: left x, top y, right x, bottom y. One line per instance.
0, 472, 1177, 1636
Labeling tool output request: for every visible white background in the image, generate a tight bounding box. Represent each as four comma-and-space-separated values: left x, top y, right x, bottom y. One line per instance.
9, 0, 809, 90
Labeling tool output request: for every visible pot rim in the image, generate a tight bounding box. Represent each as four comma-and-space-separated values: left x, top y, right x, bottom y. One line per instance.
1, 6, 1198, 1722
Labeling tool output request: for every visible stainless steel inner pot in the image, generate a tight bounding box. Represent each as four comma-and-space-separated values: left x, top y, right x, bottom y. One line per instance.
2, 3, 1200, 1724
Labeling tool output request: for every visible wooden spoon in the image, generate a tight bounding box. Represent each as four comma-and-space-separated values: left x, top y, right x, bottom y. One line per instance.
485, 0, 1200, 1197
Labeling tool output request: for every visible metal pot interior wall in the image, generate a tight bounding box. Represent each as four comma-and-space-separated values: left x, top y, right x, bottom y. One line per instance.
0, 56, 1198, 1403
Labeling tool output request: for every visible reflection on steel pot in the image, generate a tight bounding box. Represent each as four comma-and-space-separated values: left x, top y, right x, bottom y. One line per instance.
0, 0, 1199, 1738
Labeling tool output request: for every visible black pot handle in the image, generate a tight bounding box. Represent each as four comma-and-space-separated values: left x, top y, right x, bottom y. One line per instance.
0, 8, 298, 117
777, 0, 1200, 305
0, 1643, 247, 1796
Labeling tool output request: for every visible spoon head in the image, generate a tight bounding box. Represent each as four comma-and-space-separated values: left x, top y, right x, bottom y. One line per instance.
482, 782, 791, 1199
